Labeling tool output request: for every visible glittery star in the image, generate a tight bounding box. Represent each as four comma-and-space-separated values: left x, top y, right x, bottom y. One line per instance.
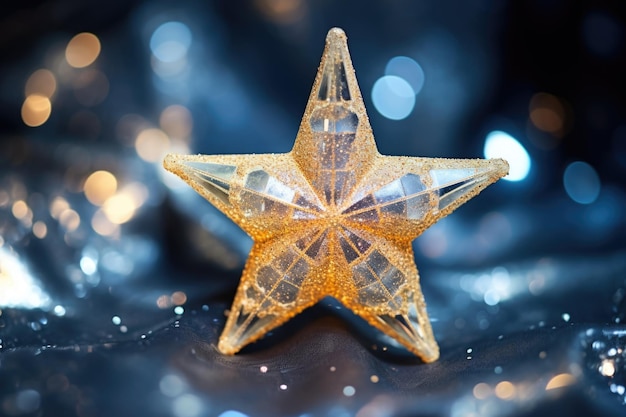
164, 28, 508, 362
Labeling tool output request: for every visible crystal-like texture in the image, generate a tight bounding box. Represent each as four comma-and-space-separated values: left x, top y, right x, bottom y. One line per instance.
163, 27, 509, 362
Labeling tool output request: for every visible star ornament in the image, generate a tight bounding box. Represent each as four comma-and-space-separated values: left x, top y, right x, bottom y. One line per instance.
164, 28, 508, 362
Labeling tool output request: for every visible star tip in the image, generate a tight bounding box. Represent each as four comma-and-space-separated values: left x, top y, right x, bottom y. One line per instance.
162, 153, 178, 170
217, 339, 238, 355
326, 27, 347, 42
424, 348, 440, 363
495, 158, 511, 178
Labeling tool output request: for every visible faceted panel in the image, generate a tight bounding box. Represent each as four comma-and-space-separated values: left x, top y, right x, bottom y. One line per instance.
366, 250, 390, 275
339, 237, 360, 264
379, 201, 406, 216
338, 227, 371, 264
345, 173, 430, 222
294, 229, 328, 263
240, 169, 321, 218
309, 105, 359, 207
317, 58, 350, 101
353, 262, 376, 289
350, 247, 408, 308
295, 230, 319, 251
294, 195, 322, 211
310, 106, 358, 133
316, 171, 356, 207
371, 310, 439, 363
332, 171, 353, 205
182, 161, 236, 205
344, 194, 376, 214
376, 314, 425, 346
381, 267, 405, 295
304, 231, 328, 261
270, 281, 300, 304
245, 169, 270, 192
256, 266, 281, 293
263, 246, 312, 291
352, 251, 387, 287
400, 174, 427, 195
273, 248, 298, 272
347, 209, 379, 223
430, 168, 492, 211
406, 195, 430, 220
244, 170, 295, 201
284, 258, 310, 287
218, 303, 280, 354
342, 227, 371, 254
358, 283, 392, 307
374, 178, 405, 203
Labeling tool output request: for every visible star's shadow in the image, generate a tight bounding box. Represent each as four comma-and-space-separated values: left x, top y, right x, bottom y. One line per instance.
228, 296, 429, 365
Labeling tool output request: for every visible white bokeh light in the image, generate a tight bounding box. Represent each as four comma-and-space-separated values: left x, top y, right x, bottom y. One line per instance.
150, 22, 192, 63
484, 131, 531, 182
0, 247, 51, 309
371, 75, 416, 120
385, 56, 425, 96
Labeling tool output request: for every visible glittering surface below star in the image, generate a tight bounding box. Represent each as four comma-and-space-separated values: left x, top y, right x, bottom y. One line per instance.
164, 28, 508, 362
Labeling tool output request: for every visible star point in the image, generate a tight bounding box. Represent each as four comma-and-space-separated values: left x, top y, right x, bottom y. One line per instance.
164, 28, 508, 362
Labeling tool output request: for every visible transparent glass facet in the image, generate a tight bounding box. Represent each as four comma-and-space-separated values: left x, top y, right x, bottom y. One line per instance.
309, 105, 359, 206
344, 173, 430, 222
430, 168, 491, 211
240, 169, 320, 219
182, 161, 236, 205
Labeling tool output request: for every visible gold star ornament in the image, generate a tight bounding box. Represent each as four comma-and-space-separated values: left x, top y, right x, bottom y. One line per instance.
164, 28, 508, 362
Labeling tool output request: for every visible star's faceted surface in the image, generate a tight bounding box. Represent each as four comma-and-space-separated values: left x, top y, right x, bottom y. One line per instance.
164, 28, 508, 362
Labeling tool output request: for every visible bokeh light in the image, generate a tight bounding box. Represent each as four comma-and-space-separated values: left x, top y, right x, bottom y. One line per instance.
494, 381, 516, 400
172, 393, 204, 417
150, 22, 192, 63
529, 93, 565, 135
371, 75, 416, 120
49, 197, 69, 219
0, 247, 51, 309
254, 0, 307, 25
91, 209, 119, 237
563, 161, 601, 204
84, 170, 118, 206
102, 194, 136, 224
21, 94, 52, 127
160, 105, 193, 139
32, 221, 48, 239
217, 410, 249, 417
135, 128, 171, 162
599, 360, 616, 377
11, 200, 28, 219
484, 131, 531, 182
545, 373, 576, 390
25, 69, 57, 99
59, 208, 80, 232
65, 33, 101, 68
384, 56, 425, 96
98, 183, 148, 226
473, 382, 491, 399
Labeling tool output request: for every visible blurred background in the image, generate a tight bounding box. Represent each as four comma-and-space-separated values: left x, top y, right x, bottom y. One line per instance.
0, 1, 625, 417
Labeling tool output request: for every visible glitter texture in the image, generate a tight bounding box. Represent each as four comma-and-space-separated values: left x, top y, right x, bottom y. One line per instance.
164, 28, 508, 361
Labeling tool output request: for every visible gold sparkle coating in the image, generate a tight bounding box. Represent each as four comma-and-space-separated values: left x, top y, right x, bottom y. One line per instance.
164, 28, 509, 362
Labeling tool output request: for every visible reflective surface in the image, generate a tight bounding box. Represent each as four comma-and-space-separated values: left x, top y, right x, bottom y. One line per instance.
1, 1, 625, 416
